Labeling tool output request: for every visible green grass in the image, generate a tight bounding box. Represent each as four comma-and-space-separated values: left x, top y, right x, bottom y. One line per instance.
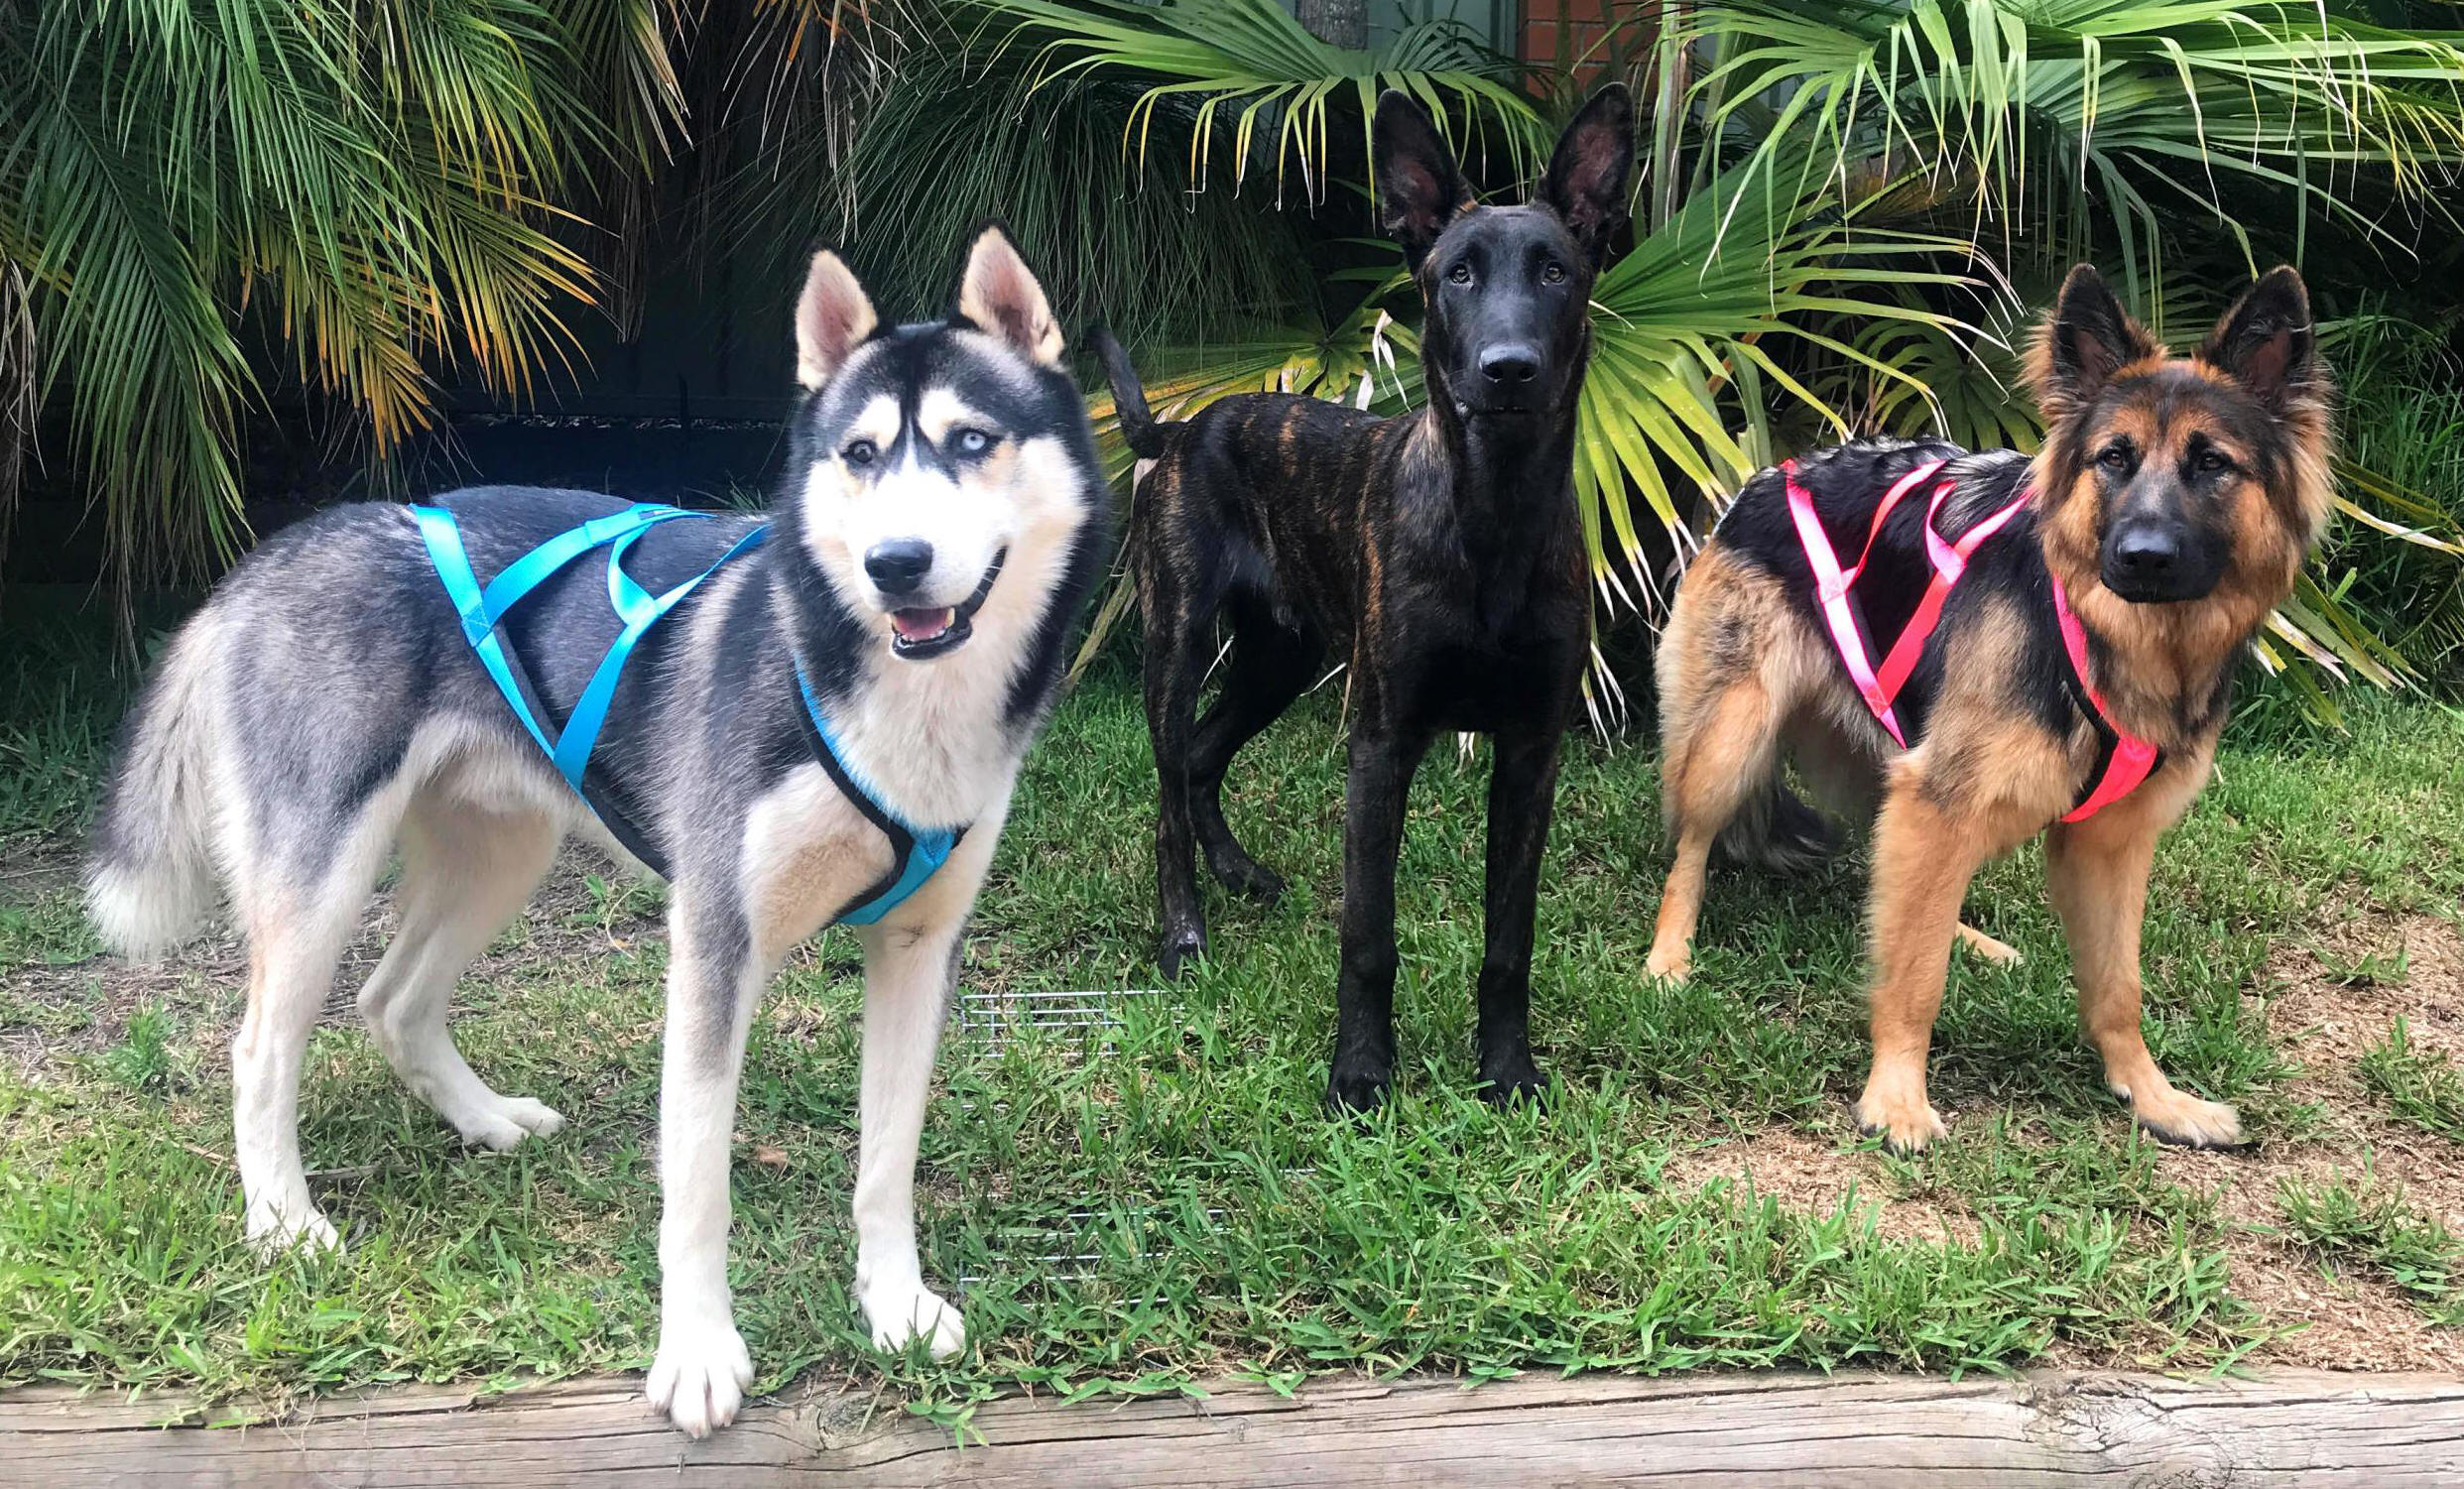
2358, 1019, 2464, 1145
4, 631, 2464, 1415
2278, 1174, 2464, 1326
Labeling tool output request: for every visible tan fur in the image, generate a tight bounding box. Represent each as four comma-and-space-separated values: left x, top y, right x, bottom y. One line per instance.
1650, 266, 2332, 1153
796, 252, 877, 391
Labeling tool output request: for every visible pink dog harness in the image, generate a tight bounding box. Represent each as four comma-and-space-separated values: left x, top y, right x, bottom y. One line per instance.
1783, 456, 2162, 822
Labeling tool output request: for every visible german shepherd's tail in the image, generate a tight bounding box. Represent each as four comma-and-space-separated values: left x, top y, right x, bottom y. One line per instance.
86, 620, 223, 959
1091, 327, 1175, 460
1713, 779, 1841, 875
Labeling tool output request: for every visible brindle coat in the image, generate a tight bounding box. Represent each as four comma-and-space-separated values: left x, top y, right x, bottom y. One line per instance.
1096, 86, 1635, 1109
1646, 265, 2332, 1152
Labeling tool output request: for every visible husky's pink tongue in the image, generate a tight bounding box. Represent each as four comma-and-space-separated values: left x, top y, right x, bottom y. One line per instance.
892, 607, 955, 643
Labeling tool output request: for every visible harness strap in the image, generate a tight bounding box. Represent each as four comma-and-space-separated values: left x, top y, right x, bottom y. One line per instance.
2049, 575, 2165, 822
1786, 457, 1946, 746
1872, 477, 2031, 701
792, 669, 963, 926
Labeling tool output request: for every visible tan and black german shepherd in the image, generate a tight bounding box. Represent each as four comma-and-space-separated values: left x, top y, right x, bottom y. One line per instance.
1645, 264, 2331, 1152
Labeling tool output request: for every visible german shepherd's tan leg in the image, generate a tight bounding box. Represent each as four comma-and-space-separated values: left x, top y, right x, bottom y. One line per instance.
2046, 804, 2244, 1148
1646, 674, 1779, 983
1852, 773, 2046, 1151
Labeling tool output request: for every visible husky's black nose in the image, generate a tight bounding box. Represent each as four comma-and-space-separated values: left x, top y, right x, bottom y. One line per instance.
865, 539, 933, 594
1479, 344, 1540, 385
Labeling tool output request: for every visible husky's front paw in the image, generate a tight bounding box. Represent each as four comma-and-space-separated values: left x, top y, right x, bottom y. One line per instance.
861, 1278, 965, 1360
246, 1198, 342, 1259
453, 1093, 567, 1153
647, 1313, 755, 1438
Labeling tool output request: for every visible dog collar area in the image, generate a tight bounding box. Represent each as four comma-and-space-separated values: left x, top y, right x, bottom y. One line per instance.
410, 498, 964, 922
1782, 458, 2163, 820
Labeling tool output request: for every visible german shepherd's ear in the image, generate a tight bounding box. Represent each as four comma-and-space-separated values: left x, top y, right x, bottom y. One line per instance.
958, 225, 1065, 366
1375, 90, 1475, 271
1540, 83, 1635, 266
2198, 266, 2319, 414
2028, 265, 2160, 422
795, 250, 878, 391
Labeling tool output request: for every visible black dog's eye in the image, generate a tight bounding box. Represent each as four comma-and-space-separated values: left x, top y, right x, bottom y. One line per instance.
843, 438, 878, 467
1541, 261, 1566, 285
2096, 443, 2133, 471
953, 428, 994, 455
1448, 262, 1473, 286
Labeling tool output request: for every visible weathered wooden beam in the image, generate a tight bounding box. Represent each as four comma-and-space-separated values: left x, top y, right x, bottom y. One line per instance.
6, 1369, 2463, 1487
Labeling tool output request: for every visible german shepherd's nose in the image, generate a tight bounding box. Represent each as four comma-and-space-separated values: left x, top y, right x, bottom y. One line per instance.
2102, 519, 2217, 602
1479, 344, 1541, 386
865, 539, 933, 594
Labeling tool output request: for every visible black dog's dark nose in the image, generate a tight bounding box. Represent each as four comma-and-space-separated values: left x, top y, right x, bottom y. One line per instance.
864, 539, 934, 594
2108, 525, 2180, 581
1479, 345, 1540, 385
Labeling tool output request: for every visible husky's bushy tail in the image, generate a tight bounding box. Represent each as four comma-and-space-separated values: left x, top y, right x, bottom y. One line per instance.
86, 621, 223, 958
1712, 778, 1841, 875
1091, 327, 1176, 461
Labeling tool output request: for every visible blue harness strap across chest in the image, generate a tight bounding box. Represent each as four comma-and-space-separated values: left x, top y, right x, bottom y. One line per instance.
408, 500, 962, 926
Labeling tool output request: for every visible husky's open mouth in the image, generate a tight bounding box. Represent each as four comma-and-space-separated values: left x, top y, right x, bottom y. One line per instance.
889, 548, 1007, 660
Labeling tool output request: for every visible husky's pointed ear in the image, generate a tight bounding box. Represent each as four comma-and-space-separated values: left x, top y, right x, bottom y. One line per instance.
957, 226, 1063, 366
2199, 266, 2320, 414
1541, 83, 1634, 265
2027, 264, 2161, 421
795, 250, 877, 391
1375, 89, 1475, 270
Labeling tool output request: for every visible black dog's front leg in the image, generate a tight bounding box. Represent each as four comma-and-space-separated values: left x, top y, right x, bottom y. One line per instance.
1326, 724, 1431, 1111
1476, 726, 1561, 1104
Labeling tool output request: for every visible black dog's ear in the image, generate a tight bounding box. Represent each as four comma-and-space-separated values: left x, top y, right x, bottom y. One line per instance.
1375, 90, 1475, 270
1540, 83, 1634, 265
2198, 266, 2318, 413
2027, 264, 2161, 421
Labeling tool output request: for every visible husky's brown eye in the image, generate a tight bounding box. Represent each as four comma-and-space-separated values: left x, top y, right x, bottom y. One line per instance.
1541, 261, 1566, 285
1448, 262, 1473, 286
843, 439, 877, 466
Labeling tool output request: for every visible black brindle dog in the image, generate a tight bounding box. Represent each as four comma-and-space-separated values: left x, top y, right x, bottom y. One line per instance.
1095, 86, 1633, 1109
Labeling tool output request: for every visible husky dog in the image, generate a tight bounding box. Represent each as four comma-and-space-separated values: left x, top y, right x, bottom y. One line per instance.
85, 228, 1108, 1436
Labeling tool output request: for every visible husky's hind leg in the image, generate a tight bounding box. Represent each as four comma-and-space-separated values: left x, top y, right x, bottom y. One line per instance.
358, 795, 564, 1150
231, 817, 401, 1255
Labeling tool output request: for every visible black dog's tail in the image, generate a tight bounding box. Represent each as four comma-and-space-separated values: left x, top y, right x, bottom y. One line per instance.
1712, 779, 1841, 875
1092, 327, 1174, 459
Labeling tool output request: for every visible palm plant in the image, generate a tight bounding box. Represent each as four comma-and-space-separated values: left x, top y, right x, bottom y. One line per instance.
0, 0, 682, 593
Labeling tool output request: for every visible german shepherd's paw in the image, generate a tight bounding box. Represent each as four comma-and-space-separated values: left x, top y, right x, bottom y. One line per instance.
647, 1312, 755, 1438
2129, 1088, 2248, 1150
246, 1201, 342, 1259
451, 1093, 567, 1153
1643, 942, 1691, 984
1851, 1090, 1948, 1154
861, 1279, 966, 1360
1157, 924, 1207, 980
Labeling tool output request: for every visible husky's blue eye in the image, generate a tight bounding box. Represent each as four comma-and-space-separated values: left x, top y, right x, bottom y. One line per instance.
954, 428, 993, 455
843, 439, 877, 466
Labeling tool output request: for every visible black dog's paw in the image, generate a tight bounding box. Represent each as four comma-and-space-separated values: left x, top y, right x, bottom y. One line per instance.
1157, 925, 1207, 980
1207, 849, 1286, 905
1324, 1062, 1393, 1115
1476, 1059, 1550, 1110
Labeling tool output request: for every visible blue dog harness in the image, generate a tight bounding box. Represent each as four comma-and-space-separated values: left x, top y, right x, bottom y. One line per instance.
409, 500, 962, 925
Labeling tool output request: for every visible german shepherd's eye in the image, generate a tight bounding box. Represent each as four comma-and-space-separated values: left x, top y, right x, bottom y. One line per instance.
1540, 261, 1566, 286
952, 428, 994, 456
1448, 262, 1473, 286
2193, 446, 2234, 474
2096, 442, 2134, 472
842, 438, 879, 467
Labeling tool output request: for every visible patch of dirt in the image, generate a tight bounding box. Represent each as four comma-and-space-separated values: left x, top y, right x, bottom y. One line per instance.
1663, 1125, 1982, 1247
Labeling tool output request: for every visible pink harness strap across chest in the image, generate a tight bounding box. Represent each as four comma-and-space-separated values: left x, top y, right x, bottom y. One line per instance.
1780, 457, 2161, 822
